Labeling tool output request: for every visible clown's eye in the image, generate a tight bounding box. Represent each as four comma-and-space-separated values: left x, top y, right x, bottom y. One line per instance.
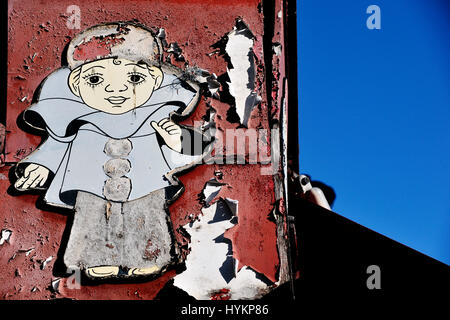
128, 72, 146, 85
130, 75, 142, 83
83, 74, 104, 86
89, 76, 101, 83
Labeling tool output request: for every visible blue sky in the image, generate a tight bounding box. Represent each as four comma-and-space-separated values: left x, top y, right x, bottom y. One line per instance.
297, 0, 450, 264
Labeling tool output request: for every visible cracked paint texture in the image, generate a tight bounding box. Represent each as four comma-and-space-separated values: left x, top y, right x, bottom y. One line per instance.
3, 0, 291, 299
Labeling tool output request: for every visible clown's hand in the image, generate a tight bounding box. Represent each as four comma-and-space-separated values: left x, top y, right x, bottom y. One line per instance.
151, 118, 182, 153
15, 164, 49, 191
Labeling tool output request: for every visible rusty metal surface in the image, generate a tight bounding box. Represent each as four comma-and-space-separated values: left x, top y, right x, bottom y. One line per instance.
2, 0, 294, 300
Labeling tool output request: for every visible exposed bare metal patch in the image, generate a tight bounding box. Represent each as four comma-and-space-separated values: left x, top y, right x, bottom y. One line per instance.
173, 200, 270, 300
224, 19, 260, 126
0, 229, 12, 245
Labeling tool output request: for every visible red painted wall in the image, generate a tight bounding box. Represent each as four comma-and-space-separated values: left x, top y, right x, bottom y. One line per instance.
2, 0, 290, 299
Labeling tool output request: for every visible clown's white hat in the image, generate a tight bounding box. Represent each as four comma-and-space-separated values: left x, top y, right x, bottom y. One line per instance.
67, 22, 161, 70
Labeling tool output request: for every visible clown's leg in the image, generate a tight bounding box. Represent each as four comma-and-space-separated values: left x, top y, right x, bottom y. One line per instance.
64, 192, 123, 275
122, 188, 177, 276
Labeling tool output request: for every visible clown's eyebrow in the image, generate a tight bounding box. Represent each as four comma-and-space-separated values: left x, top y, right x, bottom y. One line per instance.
82, 65, 106, 73
125, 63, 146, 69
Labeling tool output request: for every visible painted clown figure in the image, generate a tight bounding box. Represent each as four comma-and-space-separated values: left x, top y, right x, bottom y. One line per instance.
14, 22, 206, 279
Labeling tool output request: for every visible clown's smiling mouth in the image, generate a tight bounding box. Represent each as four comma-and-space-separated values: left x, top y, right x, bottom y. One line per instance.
105, 96, 130, 105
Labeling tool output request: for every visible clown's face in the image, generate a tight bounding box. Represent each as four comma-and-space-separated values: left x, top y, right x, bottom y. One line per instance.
68, 58, 163, 114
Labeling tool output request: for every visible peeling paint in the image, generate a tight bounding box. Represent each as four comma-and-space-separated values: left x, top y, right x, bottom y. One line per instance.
184, 66, 221, 98
224, 19, 260, 126
24, 248, 34, 257
40, 256, 53, 270
223, 198, 239, 218
210, 288, 231, 300
167, 42, 185, 61
272, 42, 282, 56
15, 268, 22, 278
51, 278, 61, 293
0, 229, 12, 245
201, 179, 225, 205
173, 201, 270, 300
73, 34, 126, 61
